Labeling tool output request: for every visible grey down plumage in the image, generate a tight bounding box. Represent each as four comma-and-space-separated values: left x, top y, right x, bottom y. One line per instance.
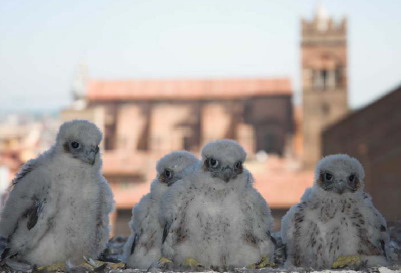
281, 154, 389, 269
123, 151, 199, 269
0, 120, 114, 266
160, 139, 275, 270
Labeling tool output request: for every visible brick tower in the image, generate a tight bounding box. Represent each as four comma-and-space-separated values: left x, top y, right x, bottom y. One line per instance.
301, 5, 349, 168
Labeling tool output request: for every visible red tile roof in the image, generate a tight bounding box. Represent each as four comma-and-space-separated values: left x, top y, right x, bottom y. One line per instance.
253, 170, 313, 208
248, 157, 313, 208
111, 171, 312, 210
87, 78, 292, 101
110, 157, 313, 210
111, 182, 150, 209
102, 151, 147, 176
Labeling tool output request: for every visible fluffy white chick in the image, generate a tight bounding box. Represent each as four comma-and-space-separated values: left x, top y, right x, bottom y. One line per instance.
161, 139, 275, 271
281, 154, 389, 269
0, 120, 114, 267
123, 151, 199, 269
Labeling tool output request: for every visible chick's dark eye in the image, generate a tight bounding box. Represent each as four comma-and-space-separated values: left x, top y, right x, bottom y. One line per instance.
325, 173, 333, 181
164, 169, 172, 179
349, 174, 355, 182
71, 141, 80, 149
235, 161, 242, 170
209, 158, 219, 168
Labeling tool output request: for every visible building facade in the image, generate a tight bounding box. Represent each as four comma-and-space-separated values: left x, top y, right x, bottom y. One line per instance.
85, 78, 294, 156
59, 6, 355, 234
63, 78, 309, 234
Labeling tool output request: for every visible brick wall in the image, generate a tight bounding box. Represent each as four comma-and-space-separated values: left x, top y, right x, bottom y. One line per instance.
322, 85, 401, 222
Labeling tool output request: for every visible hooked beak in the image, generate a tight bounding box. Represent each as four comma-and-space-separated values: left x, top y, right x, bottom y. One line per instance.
85, 146, 99, 165
221, 166, 234, 183
334, 180, 346, 194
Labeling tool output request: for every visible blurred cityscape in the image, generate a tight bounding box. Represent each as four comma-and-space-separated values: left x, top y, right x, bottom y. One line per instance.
1, 4, 400, 235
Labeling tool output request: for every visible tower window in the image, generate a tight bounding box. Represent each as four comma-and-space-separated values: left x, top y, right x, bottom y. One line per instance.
312, 70, 319, 89
313, 69, 329, 90
321, 70, 328, 90
335, 68, 342, 87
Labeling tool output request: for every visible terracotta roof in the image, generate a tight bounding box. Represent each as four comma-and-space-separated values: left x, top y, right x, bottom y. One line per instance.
110, 157, 313, 210
253, 170, 313, 208
111, 172, 313, 210
111, 182, 150, 209
102, 151, 146, 176
248, 158, 313, 208
87, 78, 292, 101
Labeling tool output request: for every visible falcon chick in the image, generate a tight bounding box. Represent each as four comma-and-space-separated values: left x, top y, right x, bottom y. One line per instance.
123, 151, 199, 269
0, 120, 114, 268
281, 154, 389, 269
161, 139, 275, 271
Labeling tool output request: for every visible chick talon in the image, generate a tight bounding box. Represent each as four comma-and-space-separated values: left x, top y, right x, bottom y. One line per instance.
80, 262, 97, 271
37, 262, 66, 272
108, 262, 126, 269
248, 256, 275, 269
259, 256, 276, 268
159, 257, 173, 265
332, 255, 361, 268
183, 257, 201, 267
82, 257, 125, 270
83, 256, 101, 267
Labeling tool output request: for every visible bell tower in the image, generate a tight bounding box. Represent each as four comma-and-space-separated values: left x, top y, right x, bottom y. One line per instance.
302, 4, 349, 168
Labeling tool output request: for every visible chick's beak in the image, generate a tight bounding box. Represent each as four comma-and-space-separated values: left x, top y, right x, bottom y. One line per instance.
85, 145, 99, 165
334, 180, 346, 194
221, 166, 234, 183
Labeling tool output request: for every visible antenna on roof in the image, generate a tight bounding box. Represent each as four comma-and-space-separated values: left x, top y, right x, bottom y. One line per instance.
71, 62, 89, 109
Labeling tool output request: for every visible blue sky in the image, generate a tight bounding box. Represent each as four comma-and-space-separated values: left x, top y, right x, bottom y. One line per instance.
0, 0, 400, 112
